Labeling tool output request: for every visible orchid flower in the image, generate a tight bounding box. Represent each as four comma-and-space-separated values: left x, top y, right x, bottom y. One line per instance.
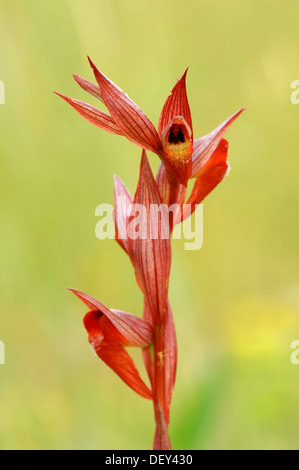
57, 61, 244, 450
56, 58, 244, 189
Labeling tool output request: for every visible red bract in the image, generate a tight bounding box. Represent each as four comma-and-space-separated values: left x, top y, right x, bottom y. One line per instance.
70, 288, 153, 399
59, 63, 244, 450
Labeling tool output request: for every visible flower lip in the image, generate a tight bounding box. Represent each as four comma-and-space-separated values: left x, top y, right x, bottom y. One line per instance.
161, 116, 192, 150
168, 125, 186, 144
160, 116, 193, 185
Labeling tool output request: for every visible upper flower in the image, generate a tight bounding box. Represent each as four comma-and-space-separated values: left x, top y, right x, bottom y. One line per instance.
56, 58, 245, 187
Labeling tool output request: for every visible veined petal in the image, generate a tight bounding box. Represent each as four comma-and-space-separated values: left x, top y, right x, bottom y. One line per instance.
127, 151, 171, 324
158, 68, 192, 139
84, 311, 152, 399
164, 303, 177, 411
99, 342, 152, 399
69, 288, 153, 347
55, 93, 122, 135
88, 58, 163, 155
156, 162, 172, 206
156, 162, 187, 232
142, 301, 154, 384
182, 139, 229, 221
191, 108, 245, 178
156, 162, 187, 207
73, 74, 104, 103
113, 175, 133, 254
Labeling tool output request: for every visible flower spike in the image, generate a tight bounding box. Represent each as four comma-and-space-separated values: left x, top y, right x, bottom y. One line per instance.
60, 63, 245, 450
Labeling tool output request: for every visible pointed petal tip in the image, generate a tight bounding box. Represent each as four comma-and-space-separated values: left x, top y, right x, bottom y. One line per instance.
237, 107, 247, 115
113, 174, 128, 189
176, 68, 189, 84
87, 56, 97, 71
113, 173, 121, 182
73, 74, 84, 84
182, 67, 189, 79
67, 287, 79, 294
54, 92, 72, 103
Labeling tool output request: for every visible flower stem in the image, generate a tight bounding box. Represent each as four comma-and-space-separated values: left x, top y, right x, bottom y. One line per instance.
152, 323, 172, 450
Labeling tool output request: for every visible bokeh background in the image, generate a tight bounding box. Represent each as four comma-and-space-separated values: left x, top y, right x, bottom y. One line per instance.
0, 0, 299, 450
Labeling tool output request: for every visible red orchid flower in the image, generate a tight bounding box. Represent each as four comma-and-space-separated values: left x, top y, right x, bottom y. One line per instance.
56, 58, 245, 188
69, 288, 153, 399
59, 63, 244, 450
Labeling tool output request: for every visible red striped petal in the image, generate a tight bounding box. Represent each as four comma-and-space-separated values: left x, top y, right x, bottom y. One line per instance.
88, 58, 163, 155
113, 175, 133, 254
98, 341, 152, 399
73, 74, 104, 103
55, 93, 122, 135
182, 139, 229, 221
191, 108, 245, 178
127, 151, 171, 325
69, 288, 153, 347
83, 311, 152, 399
158, 68, 192, 139
156, 162, 187, 207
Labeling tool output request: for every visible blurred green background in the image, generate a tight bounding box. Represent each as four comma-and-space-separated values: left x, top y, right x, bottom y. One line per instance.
0, 0, 299, 450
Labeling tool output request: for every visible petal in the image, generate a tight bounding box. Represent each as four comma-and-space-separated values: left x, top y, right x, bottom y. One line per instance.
55, 92, 122, 135
83, 311, 152, 399
182, 138, 229, 220
88, 58, 163, 155
73, 74, 104, 103
98, 341, 152, 399
156, 162, 172, 206
160, 117, 193, 185
113, 175, 133, 254
158, 68, 192, 139
164, 303, 177, 411
156, 162, 187, 207
127, 151, 171, 324
142, 301, 155, 384
191, 108, 245, 178
156, 162, 187, 232
69, 288, 153, 347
